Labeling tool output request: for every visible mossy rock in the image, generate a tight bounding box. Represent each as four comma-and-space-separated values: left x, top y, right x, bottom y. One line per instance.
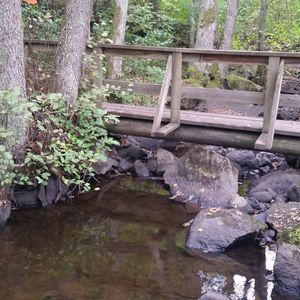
184, 64, 221, 88
285, 225, 300, 246
226, 74, 263, 92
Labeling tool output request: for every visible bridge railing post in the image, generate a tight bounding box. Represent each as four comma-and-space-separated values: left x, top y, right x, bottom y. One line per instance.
95, 47, 104, 108
170, 52, 182, 125
255, 56, 284, 150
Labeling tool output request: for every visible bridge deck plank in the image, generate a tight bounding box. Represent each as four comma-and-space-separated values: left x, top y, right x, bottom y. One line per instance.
103, 103, 300, 137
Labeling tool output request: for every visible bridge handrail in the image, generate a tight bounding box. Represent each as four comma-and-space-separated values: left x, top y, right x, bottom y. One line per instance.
24, 39, 300, 64
24, 39, 300, 150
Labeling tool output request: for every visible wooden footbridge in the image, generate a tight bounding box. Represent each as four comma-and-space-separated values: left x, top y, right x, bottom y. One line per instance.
26, 40, 300, 155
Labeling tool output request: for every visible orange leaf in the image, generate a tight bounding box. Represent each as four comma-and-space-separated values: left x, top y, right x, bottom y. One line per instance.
24, 0, 38, 4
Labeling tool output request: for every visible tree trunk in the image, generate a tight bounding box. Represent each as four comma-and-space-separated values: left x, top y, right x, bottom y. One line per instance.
0, 0, 26, 145
195, 0, 218, 72
219, 0, 239, 79
55, 0, 94, 105
0, 0, 25, 224
108, 0, 128, 80
189, 0, 197, 47
258, 0, 267, 51
0, 1, 25, 96
256, 0, 268, 85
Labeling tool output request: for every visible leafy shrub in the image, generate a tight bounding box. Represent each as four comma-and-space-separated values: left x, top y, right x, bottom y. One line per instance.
0, 89, 118, 193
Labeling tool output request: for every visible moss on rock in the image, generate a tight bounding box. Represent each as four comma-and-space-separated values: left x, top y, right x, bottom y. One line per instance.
226, 73, 263, 92
287, 225, 300, 246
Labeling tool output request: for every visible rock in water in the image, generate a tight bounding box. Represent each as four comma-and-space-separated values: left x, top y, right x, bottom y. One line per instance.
198, 292, 230, 300
133, 160, 150, 178
0, 199, 11, 227
156, 147, 178, 175
274, 242, 300, 296
163, 146, 239, 209
186, 208, 267, 253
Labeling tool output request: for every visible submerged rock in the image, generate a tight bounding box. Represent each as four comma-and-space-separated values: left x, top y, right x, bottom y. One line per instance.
186, 208, 267, 253
274, 242, 300, 297
163, 146, 239, 209
198, 292, 230, 300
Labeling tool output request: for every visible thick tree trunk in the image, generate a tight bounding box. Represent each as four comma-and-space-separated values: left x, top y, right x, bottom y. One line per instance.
108, 0, 128, 80
55, 0, 94, 105
195, 0, 217, 71
219, 0, 239, 79
0, 0, 26, 145
0, 1, 25, 96
0, 0, 25, 225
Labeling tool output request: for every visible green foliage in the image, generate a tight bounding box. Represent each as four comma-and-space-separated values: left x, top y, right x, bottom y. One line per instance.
18, 91, 118, 191
126, 1, 174, 47
288, 225, 300, 246
22, 1, 64, 39
0, 89, 118, 193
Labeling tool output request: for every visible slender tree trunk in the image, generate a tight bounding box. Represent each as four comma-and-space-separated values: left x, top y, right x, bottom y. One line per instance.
108, 0, 128, 79
55, 0, 94, 105
256, 0, 268, 85
0, 0, 25, 224
189, 0, 197, 47
258, 0, 267, 51
195, 0, 218, 71
219, 0, 239, 80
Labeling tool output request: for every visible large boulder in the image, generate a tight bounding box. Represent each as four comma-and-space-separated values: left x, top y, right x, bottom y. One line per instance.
186, 208, 267, 253
274, 242, 300, 297
248, 170, 300, 202
266, 202, 300, 232
163, 146, 239, 209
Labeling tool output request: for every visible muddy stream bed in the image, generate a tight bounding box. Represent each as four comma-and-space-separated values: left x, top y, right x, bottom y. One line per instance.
0, 177, 297, 300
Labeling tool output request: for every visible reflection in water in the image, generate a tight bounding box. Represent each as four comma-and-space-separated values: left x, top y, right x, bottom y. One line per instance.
0, 178, 297, 300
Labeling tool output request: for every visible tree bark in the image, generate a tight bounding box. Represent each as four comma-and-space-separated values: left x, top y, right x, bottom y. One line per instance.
108, 0, 128, 80
195, 0, 218, 71
258, 0, 267, 51
55, 0, 94, 105
189, 0, 197, 47
0, 0, 26, 143
219, 0, 239, 79
0, 0, 25, 96
256, 0, 268, 85
0, 0, 25, 223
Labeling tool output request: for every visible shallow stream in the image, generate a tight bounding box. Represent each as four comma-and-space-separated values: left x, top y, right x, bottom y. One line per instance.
0, 177, 297, 300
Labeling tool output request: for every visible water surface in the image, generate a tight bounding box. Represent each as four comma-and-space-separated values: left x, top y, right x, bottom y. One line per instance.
0, 178, 296, 299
